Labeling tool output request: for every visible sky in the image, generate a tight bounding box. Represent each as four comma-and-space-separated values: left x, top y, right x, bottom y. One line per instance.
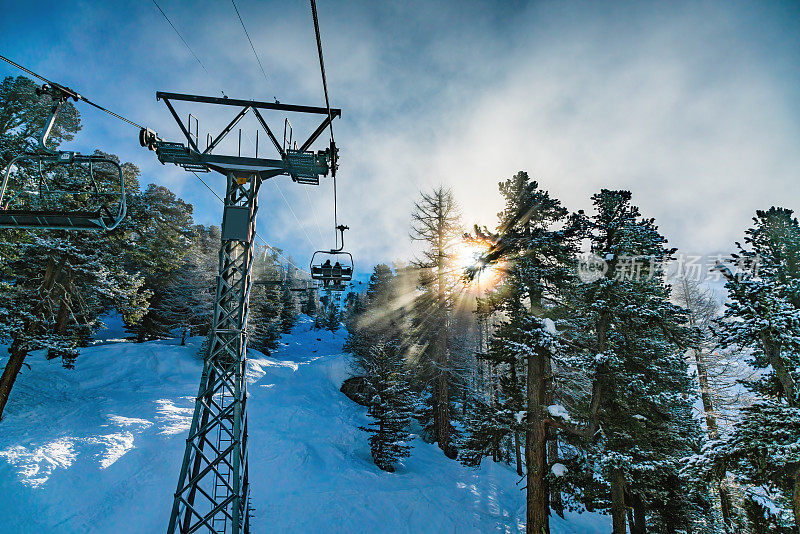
1, 0, 798, 277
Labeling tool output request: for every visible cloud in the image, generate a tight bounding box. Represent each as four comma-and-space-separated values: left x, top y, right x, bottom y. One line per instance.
3, 0, 798, 270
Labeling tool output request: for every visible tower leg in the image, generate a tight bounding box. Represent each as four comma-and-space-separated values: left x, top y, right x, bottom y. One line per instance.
168, 172, 259, 534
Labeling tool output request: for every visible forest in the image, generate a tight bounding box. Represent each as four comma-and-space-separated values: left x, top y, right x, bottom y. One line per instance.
1, 68, 799, 534
343, 175, 800, 532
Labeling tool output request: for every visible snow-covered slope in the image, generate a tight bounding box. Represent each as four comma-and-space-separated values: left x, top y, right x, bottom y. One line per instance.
0, 316, 607, 533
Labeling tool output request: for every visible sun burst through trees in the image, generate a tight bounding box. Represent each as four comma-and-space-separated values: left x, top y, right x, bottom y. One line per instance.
450, 238, 503, 291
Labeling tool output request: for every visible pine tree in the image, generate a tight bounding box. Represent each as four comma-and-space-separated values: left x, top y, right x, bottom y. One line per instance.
572, 189, 703, 533
358, 343, 414, 472
453, 172, 583, 532
323, 293, 340, 333
302, 288, 317, 317
124, 184, 195, 341
248, 250, 284, 355
279, 283, 298, 333
713, 207, 800, 529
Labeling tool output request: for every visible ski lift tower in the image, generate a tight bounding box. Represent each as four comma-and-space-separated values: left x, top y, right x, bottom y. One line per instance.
141, 92, 340, 534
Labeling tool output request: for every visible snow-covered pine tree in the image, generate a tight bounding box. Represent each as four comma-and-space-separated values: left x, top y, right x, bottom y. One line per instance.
248, 250, 284, 355
301, 287, 317, 317
124, 184, 195, 341
279, 283, 298, 333
167, 224, 220, 342
358, 342, 414, 472
462, 172, 582, 533
713, 207, 800, 530
316, 291, 340, 333
574, 189, 703, 534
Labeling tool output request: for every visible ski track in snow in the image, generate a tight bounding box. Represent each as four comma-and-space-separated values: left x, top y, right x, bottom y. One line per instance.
0, 316, 607, 533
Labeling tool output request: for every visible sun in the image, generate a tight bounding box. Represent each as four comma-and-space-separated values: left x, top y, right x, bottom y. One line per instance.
450, 238, 503, 290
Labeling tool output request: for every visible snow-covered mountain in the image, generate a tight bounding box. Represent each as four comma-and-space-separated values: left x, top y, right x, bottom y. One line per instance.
0, 316, 606, 533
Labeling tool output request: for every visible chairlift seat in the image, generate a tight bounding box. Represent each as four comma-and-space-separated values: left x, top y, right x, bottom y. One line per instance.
0, 209, 110, 230
310, 249, 354, 295
0, 152, 127, 231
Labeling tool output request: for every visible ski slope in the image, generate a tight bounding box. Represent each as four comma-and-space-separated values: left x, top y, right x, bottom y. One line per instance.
0, 316, 606, 533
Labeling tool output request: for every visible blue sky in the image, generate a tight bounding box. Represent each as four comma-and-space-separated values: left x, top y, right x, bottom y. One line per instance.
2, 0, 799, 275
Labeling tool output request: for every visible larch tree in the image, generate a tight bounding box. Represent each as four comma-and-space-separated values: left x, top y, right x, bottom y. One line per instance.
673, 276, 738, 529
409, 186, 461, 459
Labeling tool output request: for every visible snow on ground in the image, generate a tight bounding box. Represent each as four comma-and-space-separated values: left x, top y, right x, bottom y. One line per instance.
0, 316, 607, 533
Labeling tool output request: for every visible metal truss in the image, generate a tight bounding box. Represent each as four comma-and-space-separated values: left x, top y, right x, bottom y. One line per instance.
167, 171, 260, 534
140, 92, 340, 183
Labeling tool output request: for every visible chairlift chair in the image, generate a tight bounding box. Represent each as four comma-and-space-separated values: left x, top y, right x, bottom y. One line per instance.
0, 84, 127, 231
310, 224, 353, 292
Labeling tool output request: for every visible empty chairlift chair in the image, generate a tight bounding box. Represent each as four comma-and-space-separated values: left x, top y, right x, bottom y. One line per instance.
0, 84, 127, 231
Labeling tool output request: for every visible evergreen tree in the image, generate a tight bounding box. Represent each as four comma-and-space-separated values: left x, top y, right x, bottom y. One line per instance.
712, 207, 800, 529
248, 250, 284, 355
302, 287, 317, 317
279, 283, 298, 333
461, 172, 581, 532
323, 293, 341, 333
124, 184, 195, 341
572, 189, 703, 533
358, 343, 414, 472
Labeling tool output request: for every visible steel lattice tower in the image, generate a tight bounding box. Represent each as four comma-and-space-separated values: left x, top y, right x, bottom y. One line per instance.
140, 92, 339, 534
167, 171, 259, 534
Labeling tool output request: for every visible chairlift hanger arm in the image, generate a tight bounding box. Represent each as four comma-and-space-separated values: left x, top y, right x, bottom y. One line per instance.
330, 224, 349, 252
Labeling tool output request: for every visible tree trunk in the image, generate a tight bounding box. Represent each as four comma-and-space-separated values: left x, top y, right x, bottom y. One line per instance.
611, 468, 627, 534
694, 347, 734, 529
694, 349, 717, 437
0, 340, 28, 421
514, 430, 523, 477
630, 492, 646, 534
762, 336, 796, 405
793, 467, 800, 534
434, 227, 453, 458
434, 365, 454, 458
543, 353, 563, 518
0, 255, 65, 421
718, 465, 733, 529
526, 348, 549, 534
